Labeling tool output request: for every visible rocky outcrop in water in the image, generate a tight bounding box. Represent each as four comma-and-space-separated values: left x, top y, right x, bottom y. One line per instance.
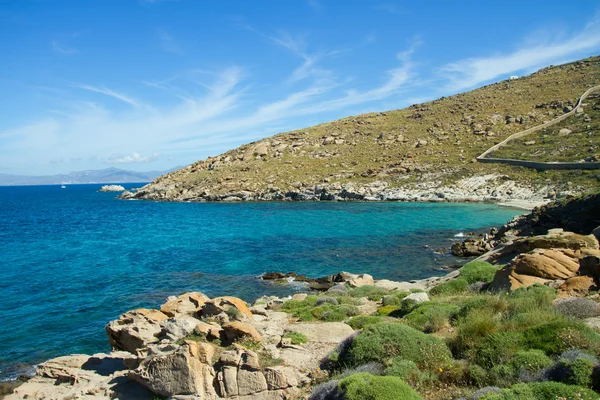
98, 185, 126, 192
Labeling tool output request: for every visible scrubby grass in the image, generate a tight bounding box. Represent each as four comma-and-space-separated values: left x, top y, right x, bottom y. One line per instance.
459, 261, 500, 284
403, 302, 459, 332
283, 331, 308, 345
342, 323, 452, 371
347, 315, 384, 330
281, 294, 360, 322
347, 285, 390, 301
430, 278, 469, 296
479, 381, 599, 399
337, 373, 423, 400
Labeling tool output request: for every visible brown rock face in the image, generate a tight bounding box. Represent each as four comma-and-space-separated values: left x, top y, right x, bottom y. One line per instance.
160, 292, 210, 318
129, 341, 217, 398
106, 308, 168, 354
202, 296, 254, 321
558, 276, 598, 297
222, 322, 263, 343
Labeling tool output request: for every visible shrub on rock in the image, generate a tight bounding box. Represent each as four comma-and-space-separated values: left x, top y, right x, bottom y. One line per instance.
430, 278, 468, 296
523, 318, 600, 356
459, 261, 500, 284
337, 373, 422, 400
344, 323, 452, 371
478, 381, 598, 400
347, 315, 383, 330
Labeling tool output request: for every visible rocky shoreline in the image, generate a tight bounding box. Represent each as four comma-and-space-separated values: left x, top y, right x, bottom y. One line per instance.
4, 192, 600, 400
120, 174, 576, 211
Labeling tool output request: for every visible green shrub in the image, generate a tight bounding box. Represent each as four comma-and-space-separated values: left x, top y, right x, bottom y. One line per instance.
467, 363, 489, 387
283, 331, 308, 345
316, 296, 339, 306
480, 381, 599, 400
523, 318, 600, 356
474, 331, 525, 368
451, 309, 500, 358
348, 286, 389, 301
383, 359, 422, 385
438, 359, 468, 385
382, 295, 400, 306
347, 315, 384, 330
546, 352, 598, 387
403, 302, 459, 333
507, 284, 555, 316
344, 323, 452, 371
377, 305, 402, 317
488, 364, 517, 386
337, 373, 422, 400
459, 261, 499, 284
510, 349, 553, 374
430, 278, 468, 296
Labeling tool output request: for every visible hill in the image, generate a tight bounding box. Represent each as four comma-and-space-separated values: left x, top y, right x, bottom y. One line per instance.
0, 167, 181, 186
124, 56, 600, 204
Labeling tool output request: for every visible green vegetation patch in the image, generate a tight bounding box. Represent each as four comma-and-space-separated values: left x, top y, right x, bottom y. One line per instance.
430, 278, 469, 296
337, 373, 422, 400
344, 323, 452, 371
403, 302, 459, 332
479, 381, 599, 400
282, 294, 359, 322
283, 331, 308, 345
459, 261, 500, 284
347, 315, 384, 330
347, 285, 390, 301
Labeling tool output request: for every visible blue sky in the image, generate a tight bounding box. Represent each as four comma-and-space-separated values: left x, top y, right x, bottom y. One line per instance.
1, 0, 600, 175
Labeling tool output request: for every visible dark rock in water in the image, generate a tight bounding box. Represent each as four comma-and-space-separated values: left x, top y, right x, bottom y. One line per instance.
0, 379, 26, 397
451, 239, 489, 257
261, 272, 312, 283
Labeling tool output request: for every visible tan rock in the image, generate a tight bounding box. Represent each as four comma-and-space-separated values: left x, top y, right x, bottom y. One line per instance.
558, 276, 597, 298
264, 366, 299, 390
129, 341, 217, 398
202, 296, 254, 320
160, 292, 210, 318
512, 249, 581, 279
106, 308, 168, 353
222, 322, 263, 343
347, 273, 374, 288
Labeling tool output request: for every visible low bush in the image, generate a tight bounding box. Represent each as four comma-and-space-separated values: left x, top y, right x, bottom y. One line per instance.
381, 295, 400, 306
316, 296, 339, 306
347, 315, 383, 330
283, 331, 308, 345
507, 284, 555, 316
544, 350, 598, 387
337, 373, 422, 400
344, 323, 452, 371
474, 331, 525, 368
282, 295, 359, 322
479, 381, 599, 400
348, 286, 389, 301
467, 364, 489, 387
523, 318, 600, 356
430, 278, 468, 296
384, 358, 425, 386
403, 302, 458, 333
451, 309, 500, 359
376, 305, 402, 317
511, 349, 553, 375
554, 297, 600, 319
459, 261, 499, 284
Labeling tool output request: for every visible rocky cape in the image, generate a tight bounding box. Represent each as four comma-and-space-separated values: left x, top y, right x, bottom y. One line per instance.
119, 57, 600, 207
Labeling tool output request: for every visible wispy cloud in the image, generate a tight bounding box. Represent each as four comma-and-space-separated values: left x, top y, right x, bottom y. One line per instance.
157, 29, 183, 55
439, 16, 600, 91
72, 84, 142, 108
306, 0, 323, 13
50, 40, 77, 55
106, 152, 161, 164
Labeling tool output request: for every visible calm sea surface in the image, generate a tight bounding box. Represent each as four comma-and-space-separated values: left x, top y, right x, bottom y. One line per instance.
0, 183, 522, 379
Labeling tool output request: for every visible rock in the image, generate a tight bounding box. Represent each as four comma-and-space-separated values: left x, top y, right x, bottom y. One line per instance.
323, 136, 335, 145
222, 322, 263, 343
98, 185, 126, 192
524, 140, 536, 146
160, 317, 201, 342
202, 296, 254, 321
160, 292, 210, 318
129, 341, 217, 398
194, 321, 223, 340
264, 366, 299, 390
106, 308, 168, 353
593, 226, 600, 241
579, 255, 600, 278
557, 276, 597, 297
452, 239, 487, 257
347, 273, 374, 288
585, 317, 600, 330
285, 323, 353, 344
253, 142, 269, 157
292, 293, 308, 301
403, 292, 429, 304
559, 128, 572, 136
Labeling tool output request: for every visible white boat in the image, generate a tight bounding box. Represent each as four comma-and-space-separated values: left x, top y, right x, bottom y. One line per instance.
61, 185, 66, 189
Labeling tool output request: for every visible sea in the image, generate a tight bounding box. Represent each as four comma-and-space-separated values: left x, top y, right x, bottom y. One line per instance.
0, 183, 522, 380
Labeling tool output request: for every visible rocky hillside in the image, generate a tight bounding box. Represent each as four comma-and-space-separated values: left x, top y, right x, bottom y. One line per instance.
124, 56, 600, 203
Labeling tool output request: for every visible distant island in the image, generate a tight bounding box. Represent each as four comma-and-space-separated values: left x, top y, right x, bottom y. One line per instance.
0, 166, 183, 186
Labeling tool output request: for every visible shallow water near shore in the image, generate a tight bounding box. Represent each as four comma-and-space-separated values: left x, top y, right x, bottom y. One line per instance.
0, 184, 522, 379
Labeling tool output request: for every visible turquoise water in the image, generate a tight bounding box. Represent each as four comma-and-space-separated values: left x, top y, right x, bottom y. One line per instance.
0, 184, 522, 379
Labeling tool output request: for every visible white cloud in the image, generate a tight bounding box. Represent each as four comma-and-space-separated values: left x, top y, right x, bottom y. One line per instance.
72, 84, 142, 108
439, 17, 600, 91
50, 40, 77, 55
106, 152, 161, 164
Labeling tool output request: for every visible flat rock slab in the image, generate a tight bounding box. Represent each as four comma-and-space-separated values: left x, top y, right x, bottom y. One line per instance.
287, 323, 354, 343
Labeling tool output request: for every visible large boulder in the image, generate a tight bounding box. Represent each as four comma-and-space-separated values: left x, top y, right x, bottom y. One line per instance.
558, 276, 598, 298
160, 292, 210, 318
129, 341, 217, 398
222, 322, 263, 343
106, 308, 168, 354
488, 248, 584, 292
160, 317, 202, 342
202, 296, 253, 321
